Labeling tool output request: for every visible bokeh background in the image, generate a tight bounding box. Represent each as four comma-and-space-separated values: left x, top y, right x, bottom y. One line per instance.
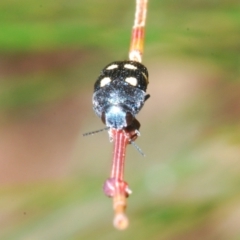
1, 0, 240, 239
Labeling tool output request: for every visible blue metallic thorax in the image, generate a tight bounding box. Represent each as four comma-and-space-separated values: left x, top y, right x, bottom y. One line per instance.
93, 80, 146, 129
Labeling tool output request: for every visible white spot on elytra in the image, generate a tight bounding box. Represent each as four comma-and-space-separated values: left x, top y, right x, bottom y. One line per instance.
106, 64, 118, 70
124, 64, 137, 70
125, 77, 137, 86
100, 77, 111, 87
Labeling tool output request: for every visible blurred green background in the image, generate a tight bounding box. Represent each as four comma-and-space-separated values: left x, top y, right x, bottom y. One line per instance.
0, 0, 240, 239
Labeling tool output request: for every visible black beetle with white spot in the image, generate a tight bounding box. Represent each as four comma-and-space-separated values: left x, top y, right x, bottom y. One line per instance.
93, 60, 150, 131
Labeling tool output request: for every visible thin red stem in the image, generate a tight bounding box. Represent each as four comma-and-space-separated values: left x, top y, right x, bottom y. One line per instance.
111, 129, 128, 180
129, 0, 148, 62
103, 129, 131, 198
103, 0, 149, 230
103, 129, 133, 230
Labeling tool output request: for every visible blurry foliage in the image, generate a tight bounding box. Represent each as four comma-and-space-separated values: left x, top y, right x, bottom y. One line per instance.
0, 0, 239, 109
0, 0, 239, 112
0, 0, 240, 239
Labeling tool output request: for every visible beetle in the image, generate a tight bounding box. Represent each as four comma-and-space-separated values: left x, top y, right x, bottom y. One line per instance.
92, 60, 150, 132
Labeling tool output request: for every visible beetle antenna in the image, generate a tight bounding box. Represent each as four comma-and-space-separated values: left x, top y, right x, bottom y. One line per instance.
83, 127, 109, 136
130, 140, 145, 157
